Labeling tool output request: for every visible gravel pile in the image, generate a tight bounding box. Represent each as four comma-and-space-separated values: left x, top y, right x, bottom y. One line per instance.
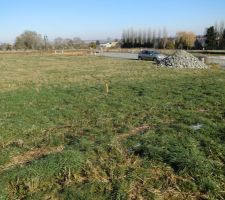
159, 50, 208, 69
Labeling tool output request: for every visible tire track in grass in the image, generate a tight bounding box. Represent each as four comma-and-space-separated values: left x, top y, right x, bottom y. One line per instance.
115, 124, 151, 140
0, 145, 64, 173
0, 124, 152, 175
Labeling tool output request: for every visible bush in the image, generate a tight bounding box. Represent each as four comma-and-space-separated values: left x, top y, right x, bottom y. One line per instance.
166, 40, 175, 49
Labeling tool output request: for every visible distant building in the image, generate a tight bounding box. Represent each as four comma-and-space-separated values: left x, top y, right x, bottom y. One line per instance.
100, 41, 118, 48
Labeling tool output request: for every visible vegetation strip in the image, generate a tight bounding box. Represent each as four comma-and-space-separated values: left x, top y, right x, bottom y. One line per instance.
0, 146, 64, 173
115, 124, 151, 140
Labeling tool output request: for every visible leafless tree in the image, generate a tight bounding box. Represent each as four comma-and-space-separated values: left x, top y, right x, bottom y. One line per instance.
176, 31, 196, 49
219, 20, 225, 37
15, 31, 43, 50
138, 29, 142, 46
162, 27, 168, 49
152, 30, 157, 48
53, 37, 64, 49
214, 21, 219, 35
147, 28, 152, 43
142, 30, 147, 46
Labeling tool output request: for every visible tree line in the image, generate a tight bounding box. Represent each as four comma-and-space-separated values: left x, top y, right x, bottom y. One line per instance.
1, 21, 225, 51
0, 31, 86, 51
121, 21, 225, 50
121, 28, 168, 48
205, 21, 225, 49
121, 28, 198, 49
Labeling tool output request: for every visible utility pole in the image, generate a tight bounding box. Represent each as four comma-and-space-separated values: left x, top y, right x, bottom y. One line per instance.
44, 35, 48, 51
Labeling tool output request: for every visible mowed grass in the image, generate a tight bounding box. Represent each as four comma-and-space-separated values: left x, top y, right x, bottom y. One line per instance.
0, 53, 224, 199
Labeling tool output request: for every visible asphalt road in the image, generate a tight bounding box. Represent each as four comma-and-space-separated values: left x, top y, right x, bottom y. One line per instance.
207, 56, 225, 67
99, 52, 225, 67
99, 52, 138, 60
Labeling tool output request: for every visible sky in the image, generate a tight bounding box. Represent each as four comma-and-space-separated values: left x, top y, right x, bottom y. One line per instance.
1, 0, 225, 43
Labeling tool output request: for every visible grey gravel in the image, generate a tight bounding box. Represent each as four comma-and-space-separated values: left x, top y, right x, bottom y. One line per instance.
159, 50, 208, 69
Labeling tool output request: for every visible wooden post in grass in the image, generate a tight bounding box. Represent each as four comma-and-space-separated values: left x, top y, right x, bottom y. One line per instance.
91, 76, 110, 94
104, 81, 109, 94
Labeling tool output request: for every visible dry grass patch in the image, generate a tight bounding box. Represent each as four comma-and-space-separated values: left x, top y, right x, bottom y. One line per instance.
0, 146, 64, 173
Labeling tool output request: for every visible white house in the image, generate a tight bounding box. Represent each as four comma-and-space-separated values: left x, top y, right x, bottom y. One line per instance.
100, 42, 118, 48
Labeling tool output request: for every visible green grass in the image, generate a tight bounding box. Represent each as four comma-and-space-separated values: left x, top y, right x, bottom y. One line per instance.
0, 54, 225, 199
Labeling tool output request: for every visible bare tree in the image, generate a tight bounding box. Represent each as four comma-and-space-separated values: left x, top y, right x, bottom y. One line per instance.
142, 30, 147, 46
0, 43, 13, 51
15, 31, 43, 50
130, 28, 135, 47
53, 37, 64, 49
214, 21, 219, 35
137, 29, 142, 47
162, 27, 168, 49
147, 28, 152, 47
73, 37, 82, 44
121, 27, 168, 48
152, 30, 157, 48
176, 31, 196, 49
73, 37, 84, 48
158, 29, 162, 40
64, 38, 74, 49
157, 29, 162, 48
219, 20, 225, 36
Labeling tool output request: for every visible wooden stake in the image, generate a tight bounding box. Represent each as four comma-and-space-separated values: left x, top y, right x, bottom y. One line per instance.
104, 81, 109, 94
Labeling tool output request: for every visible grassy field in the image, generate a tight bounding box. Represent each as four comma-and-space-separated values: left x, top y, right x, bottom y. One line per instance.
0, 54, 224, 199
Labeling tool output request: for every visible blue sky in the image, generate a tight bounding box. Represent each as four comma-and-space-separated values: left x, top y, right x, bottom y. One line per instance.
1, 0, 225, 43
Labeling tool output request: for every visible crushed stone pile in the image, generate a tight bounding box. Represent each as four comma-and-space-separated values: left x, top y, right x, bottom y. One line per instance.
159, 50, 208, 69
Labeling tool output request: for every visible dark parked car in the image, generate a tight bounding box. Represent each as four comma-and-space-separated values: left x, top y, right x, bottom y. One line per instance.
138, 50, 166, 62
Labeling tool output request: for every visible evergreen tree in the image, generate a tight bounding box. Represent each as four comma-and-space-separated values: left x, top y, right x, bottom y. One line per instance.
219, 29, 225, 50
96, 40, 100, 46
194, 39, 203, 50
205, 26, 217, 50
